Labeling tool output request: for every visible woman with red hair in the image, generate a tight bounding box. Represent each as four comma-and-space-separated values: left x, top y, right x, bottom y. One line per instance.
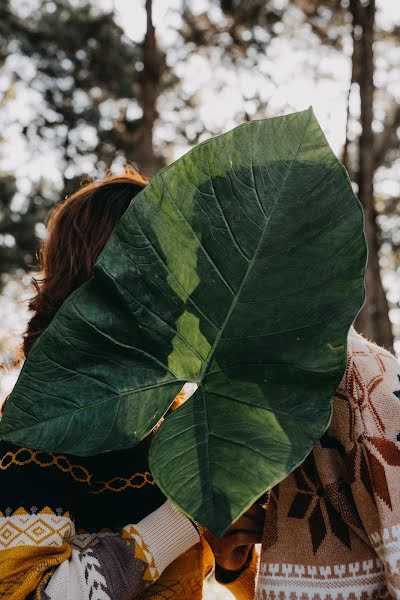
0, 168, 261, 600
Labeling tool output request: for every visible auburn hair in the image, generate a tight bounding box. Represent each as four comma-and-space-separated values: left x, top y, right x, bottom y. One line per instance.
22, 166, 148, 358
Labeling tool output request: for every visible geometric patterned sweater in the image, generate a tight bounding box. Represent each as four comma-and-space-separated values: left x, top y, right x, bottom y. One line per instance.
0, 501, 200, 600
0, 439, 204, 599
256, 328, 400, 599
0, 400, 249, 600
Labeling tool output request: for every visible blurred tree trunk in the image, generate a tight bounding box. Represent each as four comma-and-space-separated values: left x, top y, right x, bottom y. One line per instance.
351, 0, 394, 352
342, 19, 361, 176
140, 0, 163, 177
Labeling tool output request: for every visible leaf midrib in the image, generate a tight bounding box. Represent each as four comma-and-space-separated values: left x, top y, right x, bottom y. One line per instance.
5, 379, 184, 437
198, 110, 312, 382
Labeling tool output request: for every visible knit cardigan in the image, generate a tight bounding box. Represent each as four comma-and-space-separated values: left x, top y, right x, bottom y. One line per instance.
255, 328, 400, 599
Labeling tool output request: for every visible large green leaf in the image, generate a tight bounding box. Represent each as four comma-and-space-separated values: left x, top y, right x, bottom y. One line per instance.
0, 108, 366, 534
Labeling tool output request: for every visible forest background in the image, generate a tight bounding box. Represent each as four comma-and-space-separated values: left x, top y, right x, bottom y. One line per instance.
0, 0, 399, 596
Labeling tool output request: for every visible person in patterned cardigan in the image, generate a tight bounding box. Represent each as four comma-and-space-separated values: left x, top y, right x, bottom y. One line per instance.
211, 327, 400, 600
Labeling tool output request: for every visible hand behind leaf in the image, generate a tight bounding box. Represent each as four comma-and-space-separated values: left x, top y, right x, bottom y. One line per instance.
204, 502, 265, 572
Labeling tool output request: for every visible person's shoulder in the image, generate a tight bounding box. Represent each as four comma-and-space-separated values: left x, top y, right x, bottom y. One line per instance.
333, 327, 400, 438
345, 327, 399, 389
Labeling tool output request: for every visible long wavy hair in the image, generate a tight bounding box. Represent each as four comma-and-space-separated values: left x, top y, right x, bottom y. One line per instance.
22, 167, 148, 358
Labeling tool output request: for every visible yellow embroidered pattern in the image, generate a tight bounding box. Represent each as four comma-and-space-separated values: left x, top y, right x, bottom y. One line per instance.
0, 447, 153, 492
0, 447, 92, 483
90, 472, 154, 494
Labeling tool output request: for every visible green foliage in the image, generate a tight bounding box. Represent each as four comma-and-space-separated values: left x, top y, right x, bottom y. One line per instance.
0, 0, 168, 277
0, 109, 366, 533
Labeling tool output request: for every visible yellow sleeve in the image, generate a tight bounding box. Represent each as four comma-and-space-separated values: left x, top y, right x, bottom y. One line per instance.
218, 545, 259, 600
0, 541, 72, 600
